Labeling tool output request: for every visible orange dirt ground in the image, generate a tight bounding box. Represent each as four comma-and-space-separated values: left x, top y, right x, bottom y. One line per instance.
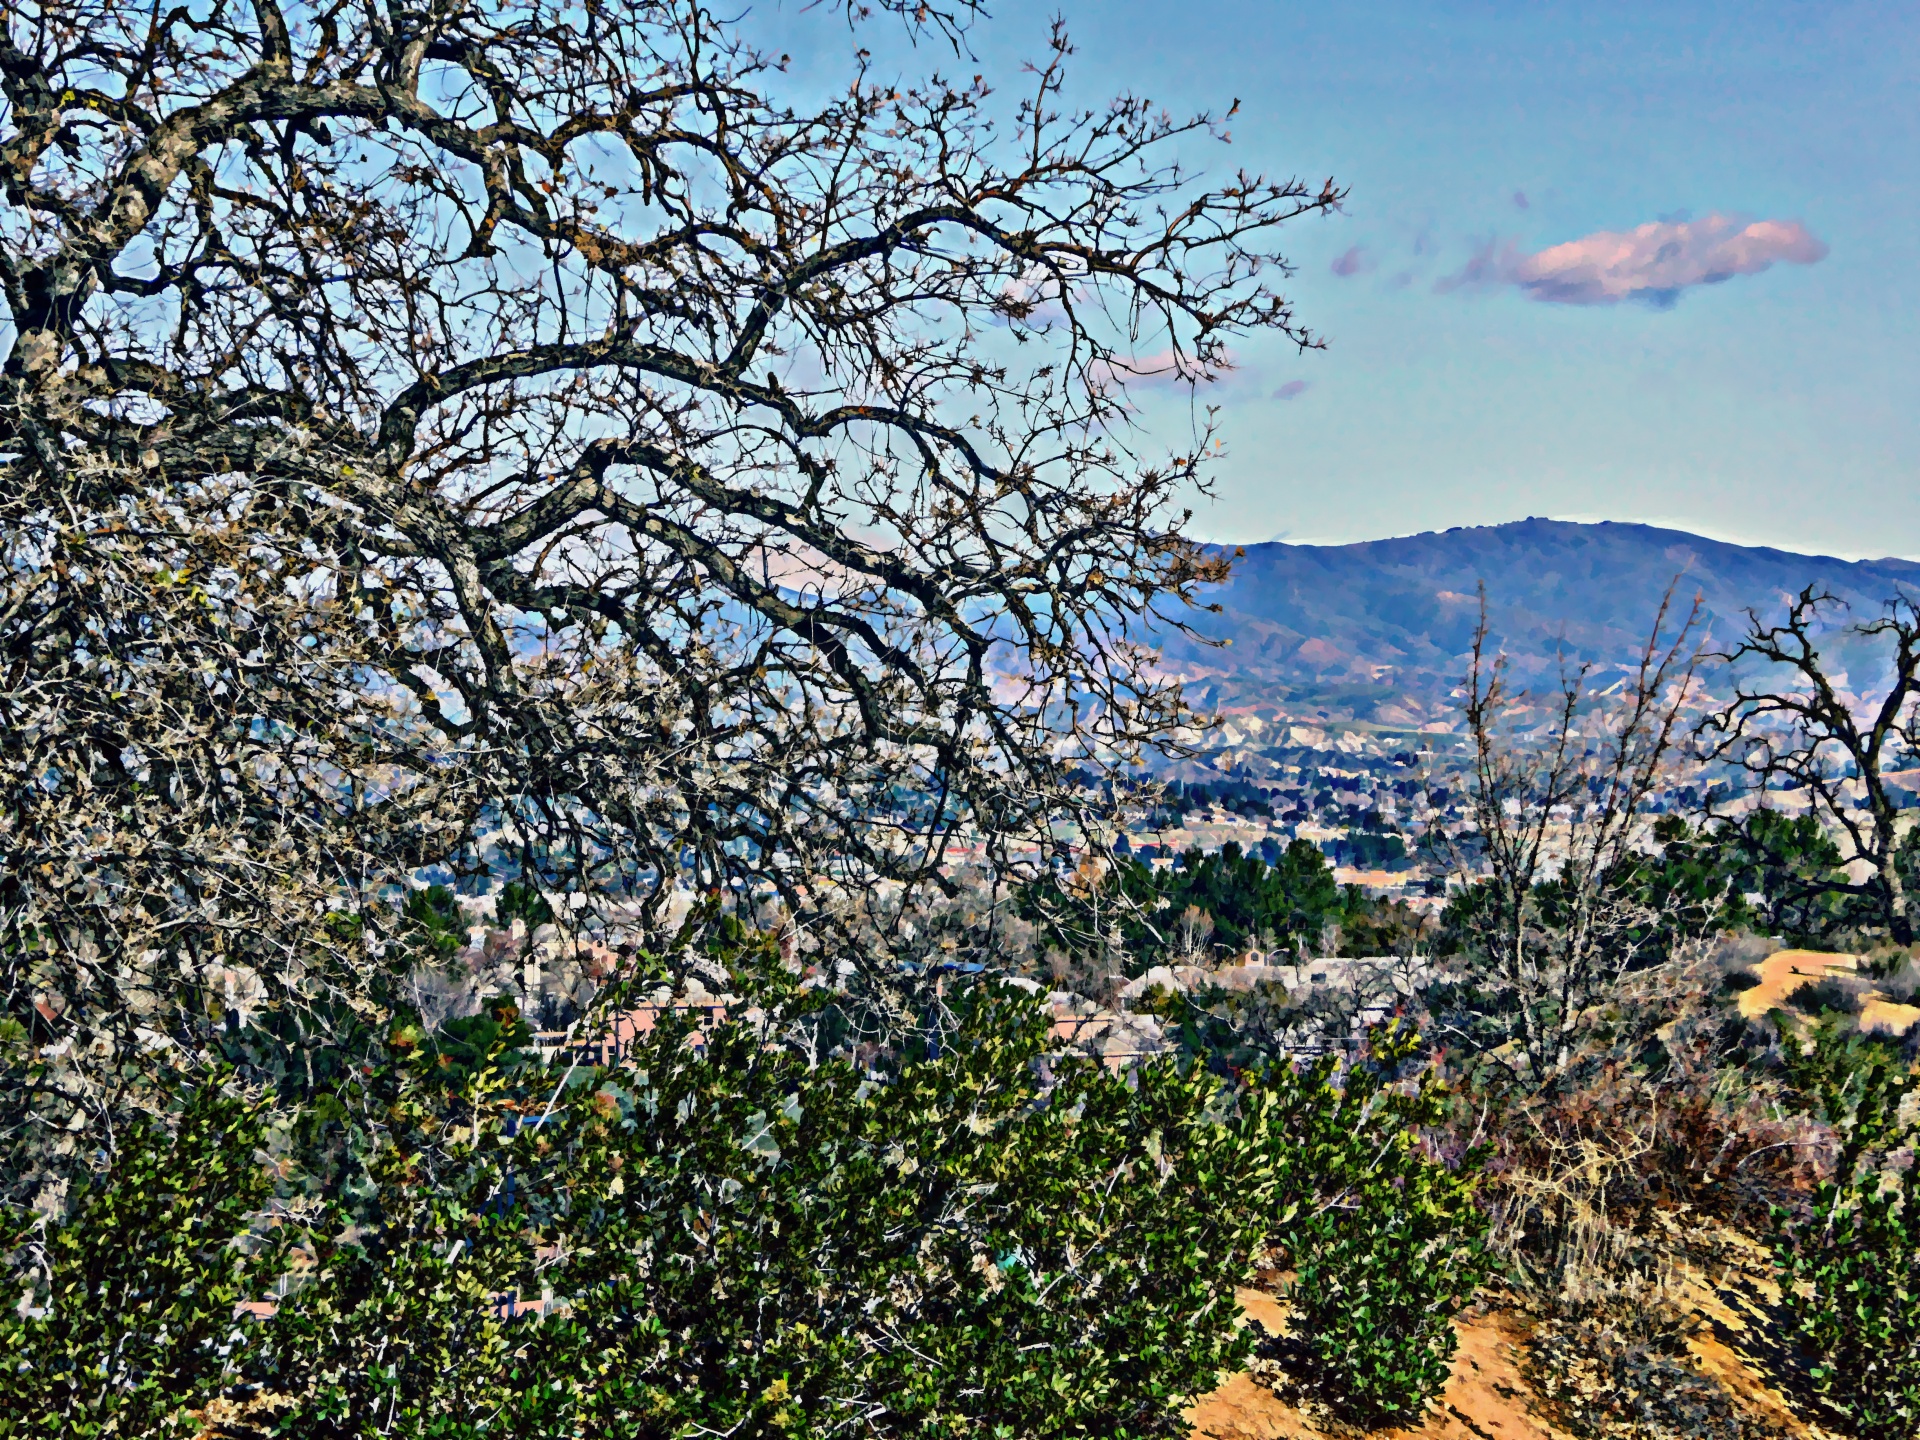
1189, 1294, 1567, 1440
1736, 947, 1920, 1036
1191, 1248, 1835, 1440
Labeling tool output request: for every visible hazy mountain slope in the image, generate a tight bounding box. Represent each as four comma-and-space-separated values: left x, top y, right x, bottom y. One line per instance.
1160, 518, 1920, 723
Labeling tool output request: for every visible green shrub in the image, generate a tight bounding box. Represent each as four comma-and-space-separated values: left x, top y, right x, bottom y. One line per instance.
1264, 1025, 1493, 1421
516, 952, 1275, 1440
3, 928, 1496, 1438
1772, 1019, 1920, 1439
246, 1078, 552, 1437
1787, 975, 1867, 1016
1776, 1173, 1920, 1439
0, 1084, 285, 1439
13, 930, 1276, 1439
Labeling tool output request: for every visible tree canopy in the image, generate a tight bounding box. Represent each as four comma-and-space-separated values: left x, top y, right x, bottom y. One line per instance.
0, 10, 1506, 1436
0, 0, 1338, 1203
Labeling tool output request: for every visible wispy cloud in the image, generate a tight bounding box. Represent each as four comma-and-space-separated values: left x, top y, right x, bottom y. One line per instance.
1330, 244, 1373, 278
1272, 380, 1311, 400
1087, 346, 1236, 396
1438, 213, 1828, 307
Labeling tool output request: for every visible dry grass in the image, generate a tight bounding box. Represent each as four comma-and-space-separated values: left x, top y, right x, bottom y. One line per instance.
1457, 958, 1833, 1440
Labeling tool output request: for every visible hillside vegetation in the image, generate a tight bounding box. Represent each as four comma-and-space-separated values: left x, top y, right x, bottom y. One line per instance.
5, 0, 1920, 1436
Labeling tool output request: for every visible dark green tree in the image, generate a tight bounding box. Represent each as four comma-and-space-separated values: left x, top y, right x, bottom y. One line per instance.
1710, 809, 1870, 946
1018, 839, 1356, 973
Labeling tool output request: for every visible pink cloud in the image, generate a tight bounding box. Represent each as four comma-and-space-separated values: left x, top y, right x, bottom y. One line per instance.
1330, 244, 1372, 278
1438, 213, 1828, 306
1271, 380, 1310, 400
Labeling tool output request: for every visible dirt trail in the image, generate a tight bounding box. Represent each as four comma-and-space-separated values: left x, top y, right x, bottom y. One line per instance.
1735, 948, 1920, 1035
1190, 1297, 1565, 1440
1190, 1261, 1831, 1440
1737, 949, 1861, 1020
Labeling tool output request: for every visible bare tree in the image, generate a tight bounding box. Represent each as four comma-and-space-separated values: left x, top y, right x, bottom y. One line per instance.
1698, 586, 1920, 945
1440, 584, 1704, 1078
0, 0, 1339, 1190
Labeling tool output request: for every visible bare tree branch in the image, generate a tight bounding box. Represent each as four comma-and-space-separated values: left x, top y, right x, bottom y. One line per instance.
0, 0, 1338, 1197
1698, 585, 1920, 944
1442, 580, 1705, 1078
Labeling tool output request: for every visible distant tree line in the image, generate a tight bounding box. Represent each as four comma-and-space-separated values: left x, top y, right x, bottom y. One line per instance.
1019, 838, 1432, 971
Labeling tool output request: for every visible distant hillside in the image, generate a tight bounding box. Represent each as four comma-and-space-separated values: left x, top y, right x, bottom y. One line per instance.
1160, 518, 1920, 731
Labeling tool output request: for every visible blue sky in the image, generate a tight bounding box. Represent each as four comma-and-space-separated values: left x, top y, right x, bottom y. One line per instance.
775, 1, 1920, 559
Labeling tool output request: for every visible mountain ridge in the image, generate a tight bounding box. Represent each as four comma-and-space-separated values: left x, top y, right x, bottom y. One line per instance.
1160, 517, 1920, 725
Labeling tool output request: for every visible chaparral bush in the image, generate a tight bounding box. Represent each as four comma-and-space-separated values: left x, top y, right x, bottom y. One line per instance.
1262, 1024, 1493, 1421
1772, 1020, 1920, 1440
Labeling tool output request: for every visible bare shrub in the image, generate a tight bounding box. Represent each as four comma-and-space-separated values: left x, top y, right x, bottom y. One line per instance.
1473, 959, 1822, 1303
1438, 585, 1709, 1081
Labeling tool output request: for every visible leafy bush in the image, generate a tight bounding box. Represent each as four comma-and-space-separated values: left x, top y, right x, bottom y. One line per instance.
1777, 1174, 1920, 1439
1170, 993, 1496, 1420
246, 1057, 558, 1436
1772, 1021, 1920, 1439
7, 931, 1285, 1439
1263, 1024, 1493, 1421
1787, 975, 1868, 1016
0, 1084, 285, 1439
517, 950, 1274, 1440
3, 924, 1502, 1437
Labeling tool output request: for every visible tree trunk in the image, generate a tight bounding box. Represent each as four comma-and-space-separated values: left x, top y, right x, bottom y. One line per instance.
1886, 851, 1913, 945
